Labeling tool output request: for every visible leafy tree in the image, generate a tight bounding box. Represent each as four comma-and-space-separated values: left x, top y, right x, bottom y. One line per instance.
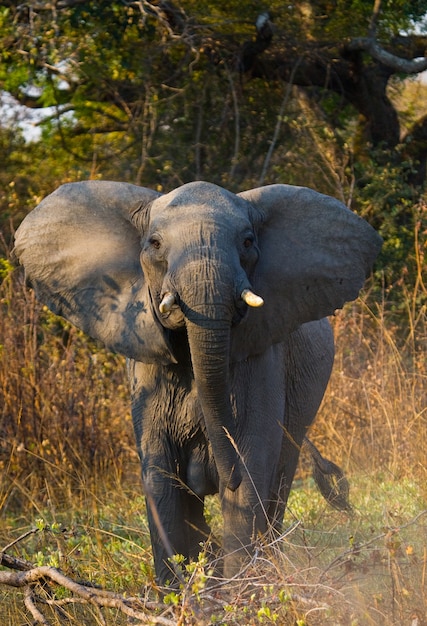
0, 0, 426, 289
1, 1, 426, 182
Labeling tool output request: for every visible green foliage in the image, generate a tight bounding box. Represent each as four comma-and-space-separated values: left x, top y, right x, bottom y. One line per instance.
351, 147, 427, 312
314, 0, 427, 39
0, 0, 424, 201
0, 258, 13, 282
1, 0, 426, 276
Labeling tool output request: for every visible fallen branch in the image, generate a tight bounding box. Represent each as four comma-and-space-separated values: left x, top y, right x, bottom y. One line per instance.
0, 562, 176, 625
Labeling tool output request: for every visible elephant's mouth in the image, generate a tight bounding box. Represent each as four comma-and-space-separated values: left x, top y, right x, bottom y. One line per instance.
158, 304, 186, 330
154, 285, 253, 336
232, 299, 249, 326
152, 290, 186, 330
157, 296, 248, 331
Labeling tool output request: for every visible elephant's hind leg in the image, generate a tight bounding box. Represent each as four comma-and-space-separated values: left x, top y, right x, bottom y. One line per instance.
272, 319, 335, 530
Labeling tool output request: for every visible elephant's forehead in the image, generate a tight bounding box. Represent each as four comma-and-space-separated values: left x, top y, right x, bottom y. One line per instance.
150, 182, 251, 224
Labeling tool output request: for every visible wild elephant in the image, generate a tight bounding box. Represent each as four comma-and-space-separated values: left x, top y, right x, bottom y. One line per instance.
14, 180, 381, 583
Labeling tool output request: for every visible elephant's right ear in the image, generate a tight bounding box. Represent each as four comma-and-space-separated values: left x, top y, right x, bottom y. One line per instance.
13, 180, 175, 364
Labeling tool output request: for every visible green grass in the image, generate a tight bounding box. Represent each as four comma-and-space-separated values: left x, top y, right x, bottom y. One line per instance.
0, 473, 425, 625
284, 476, 427, 624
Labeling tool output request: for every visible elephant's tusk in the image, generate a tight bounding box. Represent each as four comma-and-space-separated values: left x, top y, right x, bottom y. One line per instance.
159, 292, 176, 314
241, 289, 264, 307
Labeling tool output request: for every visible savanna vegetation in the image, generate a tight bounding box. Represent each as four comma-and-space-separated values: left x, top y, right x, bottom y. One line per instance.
0, 1, 426, 623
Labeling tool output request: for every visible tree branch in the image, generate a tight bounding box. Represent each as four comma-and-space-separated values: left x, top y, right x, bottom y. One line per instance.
391, 33, 427, 59
346, 37, 427, 73
240, 12, 274, 73
0, 565, 176, 624
0, 526, 177, 625
0, 551, 33, 572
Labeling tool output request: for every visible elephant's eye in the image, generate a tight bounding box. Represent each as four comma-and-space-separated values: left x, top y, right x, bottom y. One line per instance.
243, 237, 254, 249
149, 236, 162, 250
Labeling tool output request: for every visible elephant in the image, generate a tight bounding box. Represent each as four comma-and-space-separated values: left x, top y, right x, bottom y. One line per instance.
13, 180, 382, 584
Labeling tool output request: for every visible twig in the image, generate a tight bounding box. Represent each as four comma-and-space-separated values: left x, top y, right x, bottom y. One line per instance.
1, 526, 40, 553
320, 509, 427, 581
24, 587, 50, 625
225, 64, 241, 182
258, 57, 302, 185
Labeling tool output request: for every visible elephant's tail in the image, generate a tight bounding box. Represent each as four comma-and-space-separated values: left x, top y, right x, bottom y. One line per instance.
303, 437, 353, 513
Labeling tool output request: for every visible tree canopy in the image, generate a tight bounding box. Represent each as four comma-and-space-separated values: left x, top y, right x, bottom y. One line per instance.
1, 0, 427, 288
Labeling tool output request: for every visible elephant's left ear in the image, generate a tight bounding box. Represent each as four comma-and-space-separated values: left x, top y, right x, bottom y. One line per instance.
13, 180, 175, 364
234, 184, 382, 358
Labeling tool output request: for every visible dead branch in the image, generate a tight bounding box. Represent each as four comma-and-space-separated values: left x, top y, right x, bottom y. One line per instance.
0, 551, 33, 572
0, 563, 176, 625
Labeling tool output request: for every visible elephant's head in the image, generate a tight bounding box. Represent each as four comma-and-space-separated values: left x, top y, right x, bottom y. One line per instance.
13, 180, 382, 491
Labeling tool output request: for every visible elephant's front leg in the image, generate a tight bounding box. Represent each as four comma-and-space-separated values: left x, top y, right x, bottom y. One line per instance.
128, 359, 212, 586
220, 345, 286, 577
142, 460, 208, 585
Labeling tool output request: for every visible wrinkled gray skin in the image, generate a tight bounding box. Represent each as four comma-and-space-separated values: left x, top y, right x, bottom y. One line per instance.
14, 180, 382, 584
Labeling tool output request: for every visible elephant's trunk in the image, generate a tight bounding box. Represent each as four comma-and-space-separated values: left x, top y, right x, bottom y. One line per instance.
184, 309, 242, 492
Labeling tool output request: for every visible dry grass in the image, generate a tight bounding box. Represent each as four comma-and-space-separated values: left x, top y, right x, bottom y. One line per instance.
311, 286, 426, 490
0, 244, 426, 623
0, 264, 137, 514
